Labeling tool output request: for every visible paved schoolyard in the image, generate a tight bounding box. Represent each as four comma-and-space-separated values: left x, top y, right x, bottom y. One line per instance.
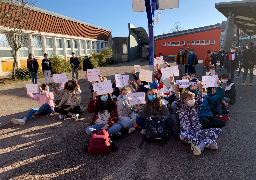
0, 59, 256, 180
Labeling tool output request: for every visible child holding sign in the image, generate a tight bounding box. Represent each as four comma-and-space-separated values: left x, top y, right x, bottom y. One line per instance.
86, 92, 122, 135
11, 84, 54, 125
134, 88, 172, 134
116, 86, 138, 134
175, 82, 222, 156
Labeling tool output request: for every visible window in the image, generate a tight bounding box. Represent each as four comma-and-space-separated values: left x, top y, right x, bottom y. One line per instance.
106, 42, 108, 47
101, 43, 104, 49
0, 34, 10, 47
192, 40, 195, 45
187, 41, 190, 45
46, 37, 53, 48
201, 40, 205, 44
172, 41, 175, 45
87, 41, 91, 54
33, 35, 42, 57
182, 41, 185, 45
56, 38, 63, 56
92, 42, 95, 53
32, 36, 42, 48
66, 39, 71, 55
211, 40, 215, 44
81, 41, 85, 55
206, 40, 210, 44
96, 42, 100, 52
167, 42, 171, 46
162, 42, 166, 46
177, 41, 180, 45
74, 39, 78, 49
123, 44, 127, 54
196, 40, 200, 44
56, 39, 62, 48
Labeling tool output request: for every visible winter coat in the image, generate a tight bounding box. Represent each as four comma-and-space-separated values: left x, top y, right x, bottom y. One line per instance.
87, 100, 118, 127
222, 79, 236, 104
53, 88, 81, 109
242, 48, 256, 69
189, 53, 197, 65
218, 50, 225, 62
42, 58, 52, 71
211, 54, 218, 64
83, 58, 93, 71
175, 51, 186, 65
203, 55, 211, 67
224, 51, 239, 71
198, 87, 223, 118
138, 100, 169, 120
28, 91, 54, 108
27, 59, 39, 72
70, 57, 80, 69
116, 96, 136, 123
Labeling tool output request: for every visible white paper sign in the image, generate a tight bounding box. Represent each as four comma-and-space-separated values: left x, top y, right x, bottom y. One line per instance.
87, 69, 100, 81
53, 73, 68, 83
115, 74, 129, 88
128, 92, 146, 105
202, 75, 218, 88
161, 65, 179, 77
139, 69, 153, 82
92, 80, 113, 95
176, 80, 200, 88
154, 56, 164, 66
134, 65, 141, 72
26, 84, 39, 94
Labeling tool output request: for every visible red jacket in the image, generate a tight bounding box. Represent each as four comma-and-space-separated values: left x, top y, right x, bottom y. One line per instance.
203, 55, 211, 67
87, 100, 118, 127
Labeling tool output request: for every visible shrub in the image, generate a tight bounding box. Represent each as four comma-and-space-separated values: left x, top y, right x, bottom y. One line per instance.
50, 55, 64, 74
89, 56, 98, 68
62, 60, 72, 73
15, 68, 31, 79
77, 56, 85, 71
106, 57, 115, 65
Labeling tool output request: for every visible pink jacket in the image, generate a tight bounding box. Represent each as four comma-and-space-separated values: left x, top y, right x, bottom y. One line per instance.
28, 91, 54, 108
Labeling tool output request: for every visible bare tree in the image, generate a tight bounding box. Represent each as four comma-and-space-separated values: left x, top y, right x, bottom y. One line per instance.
0, 0, 37, 78
169, 22, 184, 33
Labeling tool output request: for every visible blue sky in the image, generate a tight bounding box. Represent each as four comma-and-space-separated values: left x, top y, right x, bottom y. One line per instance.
34, 0, 242, 37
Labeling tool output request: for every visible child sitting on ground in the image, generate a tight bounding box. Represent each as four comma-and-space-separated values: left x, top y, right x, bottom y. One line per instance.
11, 84, 54, 125
116, 86, 138, 134
175, 82, 222, 156
220, 73, 236, 105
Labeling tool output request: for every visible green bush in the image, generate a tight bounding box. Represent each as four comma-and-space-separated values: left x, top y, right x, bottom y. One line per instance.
62, 60, 72, 73
15, 68, 31, 79
106, 57, 115, 65
89, 56, 98, 68
50, 55, 71, 74
77, 56, 85, 71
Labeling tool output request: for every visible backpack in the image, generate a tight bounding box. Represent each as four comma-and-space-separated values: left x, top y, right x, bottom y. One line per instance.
88, 129, 111, 154
139, 116, 169, 148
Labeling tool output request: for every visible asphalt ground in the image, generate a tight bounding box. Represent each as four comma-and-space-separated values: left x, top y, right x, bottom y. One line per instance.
0, 59, 256, 180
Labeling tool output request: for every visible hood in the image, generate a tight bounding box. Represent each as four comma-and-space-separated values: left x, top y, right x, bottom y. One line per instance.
162, 78, 171, 89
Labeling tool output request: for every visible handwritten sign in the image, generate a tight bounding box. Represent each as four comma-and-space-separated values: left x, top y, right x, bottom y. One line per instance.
202, 75, 218, 88
154, 56, 164, 66
115, 74, 129, 88
26, 84, 39, 94
128, 92, 146, 105
53, 73, 68, 83
134, 65, 141, 72
87, 69, 100, 81
139, 69, 153, 82
92, 80, 113, 95
161, 65, 179, 77
175, 80, 199, 88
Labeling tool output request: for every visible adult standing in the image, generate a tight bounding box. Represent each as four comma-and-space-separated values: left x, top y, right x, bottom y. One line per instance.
42, 53, 52, 86
202, 50, 211, 76
242, 42, 256, 86
189, 49, 197, 74
27, 53, 38, 84
184, 47, 190, 74
175, 48, 185, 76
224, 47, 239, 83
83, 55, 93, 75
218, 47, 225, 71
70, 52, 80, 79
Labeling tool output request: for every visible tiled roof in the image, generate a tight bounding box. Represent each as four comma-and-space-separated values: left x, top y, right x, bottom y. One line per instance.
155, 24, 221, 41
0, 1, 111, 41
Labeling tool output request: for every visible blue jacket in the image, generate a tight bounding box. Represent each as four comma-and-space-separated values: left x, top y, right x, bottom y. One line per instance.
198, 87, 223, 118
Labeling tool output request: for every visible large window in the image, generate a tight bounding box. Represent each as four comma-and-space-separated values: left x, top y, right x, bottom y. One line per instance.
123, 44, 127, 54
101, 42, 104, 49
33, 35, 43, 57
74, 39, 79, 55
87, 41, 91, 54
66, 39, 71, 55
81, 40, 85, 55
96, 42, 100, 52
56, 38, 63, 56
0, 34, 12, 58
46, 37, 54, 56
92, 41, 95, 53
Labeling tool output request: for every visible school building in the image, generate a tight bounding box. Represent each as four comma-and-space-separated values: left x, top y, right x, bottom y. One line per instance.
155, 24, 222, 60
0, 1, 112, 76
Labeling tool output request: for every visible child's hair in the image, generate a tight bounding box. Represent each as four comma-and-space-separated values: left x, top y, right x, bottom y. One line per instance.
190, 49, 194, 51
209, 65, 215, 71
207, 50, 212, 54
120, 86, 132, 95
146, 88, 162, 112
182, 91, 195, 101
96, 93, 115, 113
182, 74, 191, 81
130, 81, 138, 91
220, 73, 229, 79
41, 84, 47, 90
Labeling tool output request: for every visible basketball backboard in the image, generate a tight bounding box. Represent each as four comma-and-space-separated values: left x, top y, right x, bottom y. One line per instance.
132, 0, 179, 12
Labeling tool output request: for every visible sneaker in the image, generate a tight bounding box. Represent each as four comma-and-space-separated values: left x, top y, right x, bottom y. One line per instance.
71, 113, 79, 120
249, 81, 252, 86
206, 142, 218, 150
242, 81, 246, 86
215, 115, 230, 122
59, 115, 67, 120
192, 144, 204, 156
128, 127, 135, 134
141, 129, 146, 135
49, 83, 52, 86
11, 118, 25, 125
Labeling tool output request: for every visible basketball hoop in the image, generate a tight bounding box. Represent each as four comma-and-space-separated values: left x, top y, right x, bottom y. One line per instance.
153, 10, 163, 25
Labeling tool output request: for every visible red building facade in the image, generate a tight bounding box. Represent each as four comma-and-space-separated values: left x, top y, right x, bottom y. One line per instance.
155, 24, 221, 60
